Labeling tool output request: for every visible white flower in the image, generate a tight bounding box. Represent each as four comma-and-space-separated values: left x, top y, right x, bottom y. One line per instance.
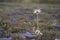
34, 9, 41, 14
35, 29, 43, 35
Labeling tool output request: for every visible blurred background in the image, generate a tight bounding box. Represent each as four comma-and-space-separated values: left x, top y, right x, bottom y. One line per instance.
0, 0, 60, 40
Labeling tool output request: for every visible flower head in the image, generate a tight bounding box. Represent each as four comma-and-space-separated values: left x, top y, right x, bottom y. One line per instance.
34, 9, 41, 14
35, 30, 43, 35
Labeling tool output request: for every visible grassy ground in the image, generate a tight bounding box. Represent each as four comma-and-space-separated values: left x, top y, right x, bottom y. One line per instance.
0, 3, 60, 40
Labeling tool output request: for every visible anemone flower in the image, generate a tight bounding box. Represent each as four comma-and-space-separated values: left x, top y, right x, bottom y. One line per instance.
33, 9, 41, 14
